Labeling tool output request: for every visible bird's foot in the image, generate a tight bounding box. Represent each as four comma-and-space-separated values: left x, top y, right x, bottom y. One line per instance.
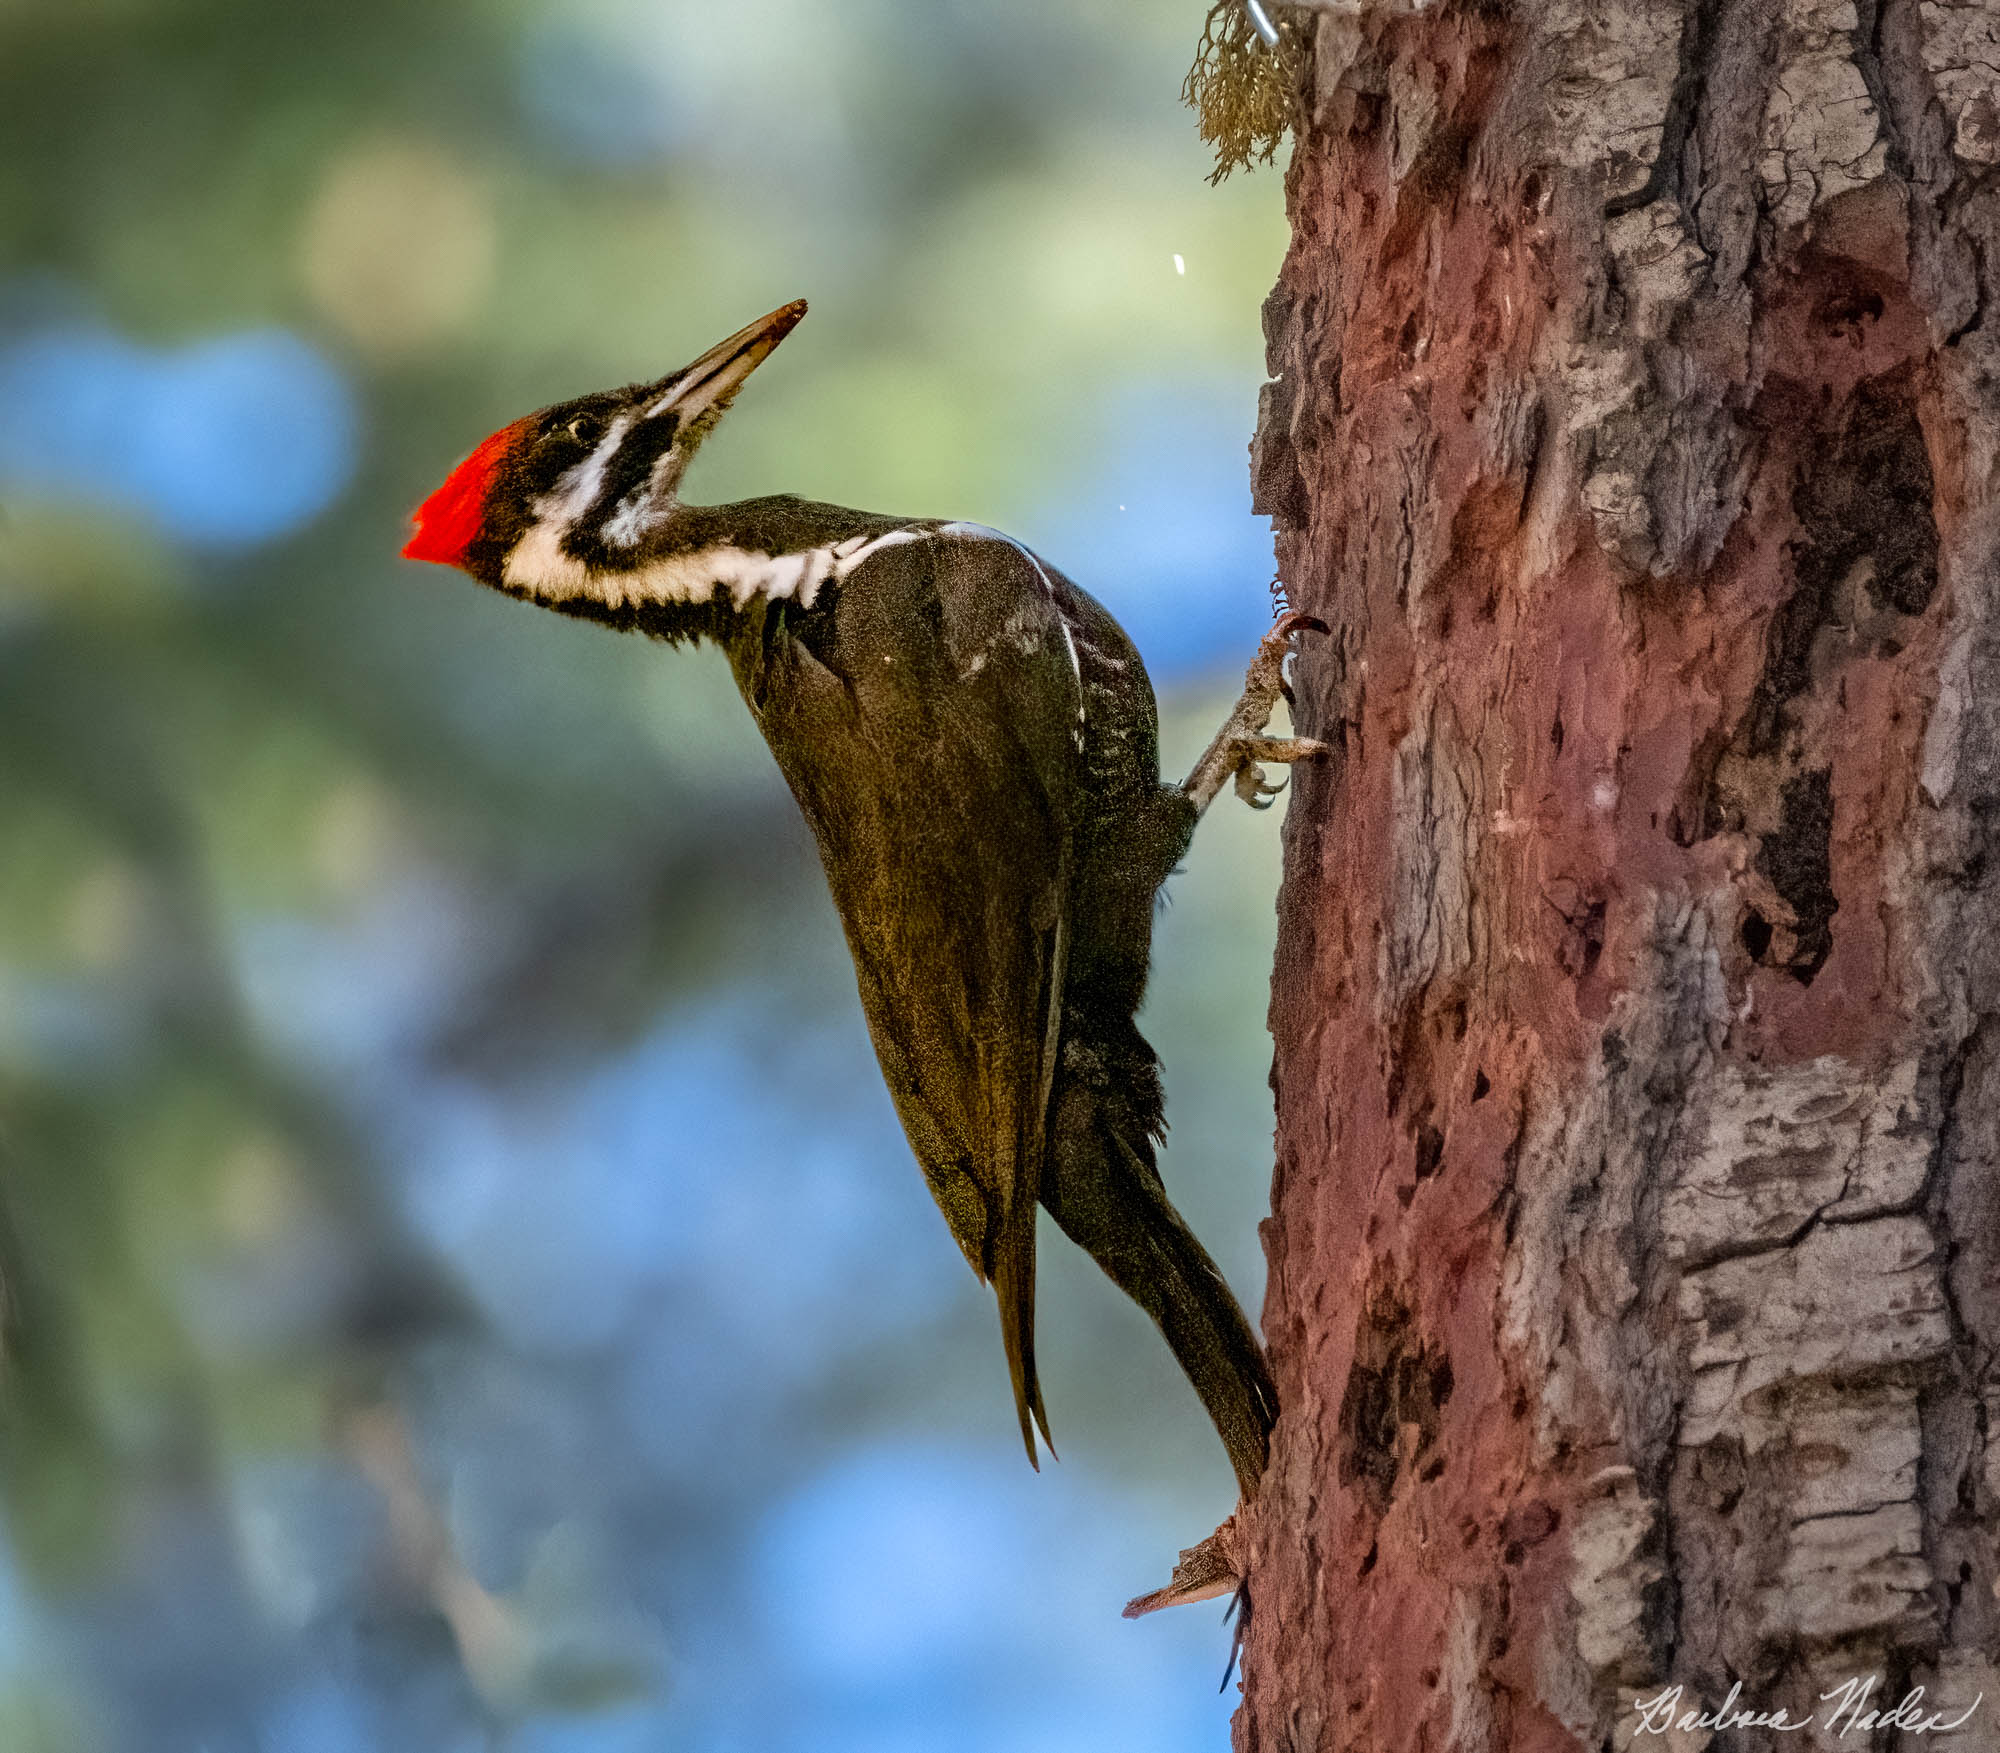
1182, 613, 1331, 816
1122, 1507, 1244, 1618
1227, 734, 1328, 809
1123, 1507, 1253, 1687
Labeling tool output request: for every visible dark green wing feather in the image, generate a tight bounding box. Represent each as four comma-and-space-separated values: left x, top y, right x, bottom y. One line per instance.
728, 527, 1084, 1462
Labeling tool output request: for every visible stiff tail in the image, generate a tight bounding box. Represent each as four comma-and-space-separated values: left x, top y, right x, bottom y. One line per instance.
1042, 1096, 1276, 1498
992, 1193, 1054, 1468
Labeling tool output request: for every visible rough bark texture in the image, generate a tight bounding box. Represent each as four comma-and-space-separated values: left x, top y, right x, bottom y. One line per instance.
1245, 2, 2000, 1747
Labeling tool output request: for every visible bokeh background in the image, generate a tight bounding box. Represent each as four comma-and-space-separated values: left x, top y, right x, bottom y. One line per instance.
0, 3, 1293, 1747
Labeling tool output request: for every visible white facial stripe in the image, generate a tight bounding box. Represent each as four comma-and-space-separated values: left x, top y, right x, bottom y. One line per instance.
601, 445, 682, 550
541, 413, 635, 534
504, 521, 599, 600
600, 495, 649, 550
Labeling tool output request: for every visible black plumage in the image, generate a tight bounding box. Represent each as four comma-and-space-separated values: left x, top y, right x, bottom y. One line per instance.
404, 303, 1298, 1496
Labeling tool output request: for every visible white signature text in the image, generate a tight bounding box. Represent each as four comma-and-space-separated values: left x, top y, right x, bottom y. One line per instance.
1632, 1677, 1983, 1738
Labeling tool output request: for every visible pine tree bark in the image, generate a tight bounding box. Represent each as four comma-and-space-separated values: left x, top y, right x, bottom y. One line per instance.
1243, 2, 2000, 1747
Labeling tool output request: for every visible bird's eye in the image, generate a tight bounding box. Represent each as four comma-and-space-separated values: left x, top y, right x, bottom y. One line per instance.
557, 414, 602, 448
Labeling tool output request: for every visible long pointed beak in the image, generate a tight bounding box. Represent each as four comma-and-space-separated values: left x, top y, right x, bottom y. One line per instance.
647, 299, 807, 426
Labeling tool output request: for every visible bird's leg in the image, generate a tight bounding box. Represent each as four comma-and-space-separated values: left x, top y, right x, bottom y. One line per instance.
1181, 612, 1332, 815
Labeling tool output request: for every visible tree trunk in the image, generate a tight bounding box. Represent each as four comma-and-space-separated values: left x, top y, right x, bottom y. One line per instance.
1243, 2, 2000, 1747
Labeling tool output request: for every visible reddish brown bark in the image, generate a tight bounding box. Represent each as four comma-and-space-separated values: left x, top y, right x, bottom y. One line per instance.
1242, 3, 2000, 1747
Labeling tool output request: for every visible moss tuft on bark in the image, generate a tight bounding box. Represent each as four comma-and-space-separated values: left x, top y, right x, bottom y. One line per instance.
1183, 2, 1309, 183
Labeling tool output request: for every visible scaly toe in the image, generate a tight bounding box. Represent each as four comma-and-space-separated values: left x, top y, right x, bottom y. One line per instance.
1235, 763, 1288, 809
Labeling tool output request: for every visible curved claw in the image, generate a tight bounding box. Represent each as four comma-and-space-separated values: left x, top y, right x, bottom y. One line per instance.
1221, 1580, 1251, 1690
1183, 621, 1332, 816
1234, 763, 1290, 809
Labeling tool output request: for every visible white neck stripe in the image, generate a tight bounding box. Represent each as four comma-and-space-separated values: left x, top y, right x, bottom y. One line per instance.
502, 526, 931, 614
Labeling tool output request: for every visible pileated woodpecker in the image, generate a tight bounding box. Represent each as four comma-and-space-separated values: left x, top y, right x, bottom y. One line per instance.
403, 300, 1324, 1497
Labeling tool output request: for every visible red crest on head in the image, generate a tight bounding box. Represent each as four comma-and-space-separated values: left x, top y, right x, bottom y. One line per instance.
402, 419, 528, 567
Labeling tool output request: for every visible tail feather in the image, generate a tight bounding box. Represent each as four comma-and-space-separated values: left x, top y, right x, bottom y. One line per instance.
992, 1194, 1053, 1467
1043, 1083, 1275, 1497
1141, 1196, 1276, 1495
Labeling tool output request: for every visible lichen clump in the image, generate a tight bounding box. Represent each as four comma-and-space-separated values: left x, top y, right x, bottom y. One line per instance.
1183, 2, 1310, 182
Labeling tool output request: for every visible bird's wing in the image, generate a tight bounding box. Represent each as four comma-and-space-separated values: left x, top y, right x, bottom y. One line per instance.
740, 525, 1086, 1462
